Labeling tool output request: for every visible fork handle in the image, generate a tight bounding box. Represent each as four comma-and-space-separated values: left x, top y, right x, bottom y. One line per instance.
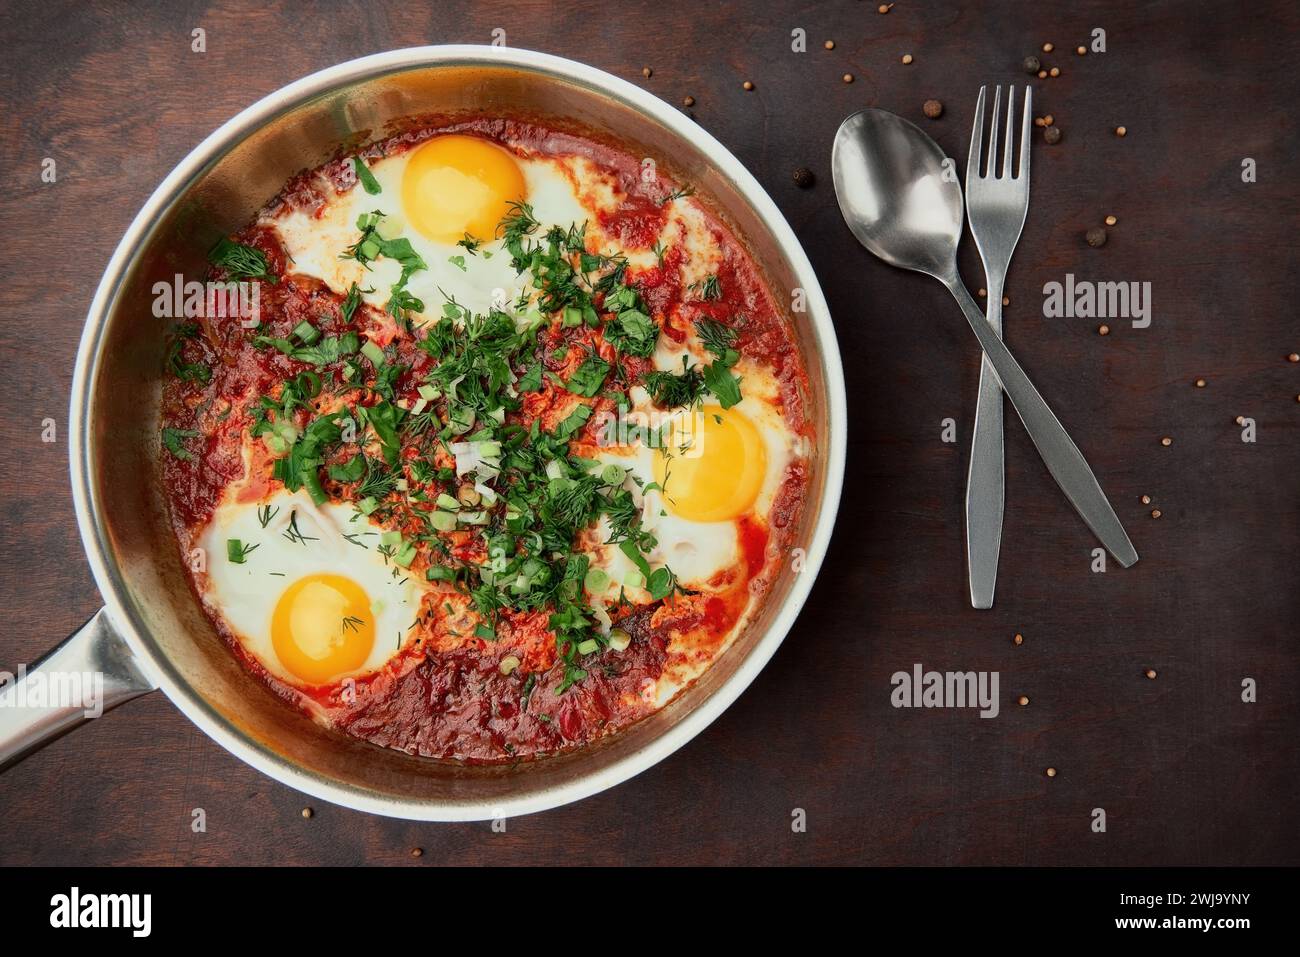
966, 276, 1005, 608
943, 274, 1139, 569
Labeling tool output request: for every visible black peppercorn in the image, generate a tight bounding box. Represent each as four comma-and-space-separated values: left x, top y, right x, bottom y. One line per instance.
1043, 126, 1062, 144
793, 167, 815, 188
1086, 227, 1108, 248
1023, 55, 1041, 75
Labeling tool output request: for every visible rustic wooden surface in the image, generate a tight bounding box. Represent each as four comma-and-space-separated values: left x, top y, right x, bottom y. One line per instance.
1, 0, 1296, 866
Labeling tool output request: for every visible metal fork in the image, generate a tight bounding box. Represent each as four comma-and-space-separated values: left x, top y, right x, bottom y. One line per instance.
964, 85, 1032, 609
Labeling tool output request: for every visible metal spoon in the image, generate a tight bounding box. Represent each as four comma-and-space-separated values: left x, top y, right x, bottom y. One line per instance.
831, 108, 1137, 568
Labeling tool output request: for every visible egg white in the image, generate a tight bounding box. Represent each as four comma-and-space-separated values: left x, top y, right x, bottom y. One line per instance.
198, 489, 425, 686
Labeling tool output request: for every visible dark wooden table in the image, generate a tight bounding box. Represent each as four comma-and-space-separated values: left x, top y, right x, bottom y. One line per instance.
1, 0, 1296, 866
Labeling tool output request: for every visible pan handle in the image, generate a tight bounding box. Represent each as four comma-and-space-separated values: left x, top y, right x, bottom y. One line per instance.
0, 607, 157, 771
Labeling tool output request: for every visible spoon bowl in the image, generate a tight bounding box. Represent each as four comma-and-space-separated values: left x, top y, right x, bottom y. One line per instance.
831, 109, 964, 280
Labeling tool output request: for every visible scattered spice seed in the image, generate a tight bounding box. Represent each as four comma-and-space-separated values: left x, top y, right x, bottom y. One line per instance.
1160, 436, 1173, 446
1046, 767, 1058, 778
743, 80, 754, 91
1115, 125, 1127, 136
1043, 126, 1062, 144
1086, 226, 1108, 247
978, 287, 987, 298
1296, 394, 1300, 402
1037, 69, 1048, 79
1042, 42, 1054, 53
683, 95, 695, 107
878, 3, 893, 12
1076, 45, 1087, 55
1049, 66, 1061, 77
1195, 378, 1207, 388
1043, 114, 1054, 126
301, 807, 313, 819
923, 99, 944, 118
1098, 323, 1110, 335
1105, 214, 1117, 226
792, 167, 815, 189
1024, 55, 1041, 74
1013, 632, 1024, 645
1145, 668, 1158, 680
1018, 695, 1030, 706
824, 40, 835, 50
901, 54, 914, 64
642, 66, 652, 78
411, 847, 423, 858
843, 73, 854, 83
1235, 415, 1246, 425
1002, 295, 1010, 306
1288, 353, 1299, 362
1151, 509, 1162, 519
1140, 494, 1152, 505
1034, 116, 1046, 127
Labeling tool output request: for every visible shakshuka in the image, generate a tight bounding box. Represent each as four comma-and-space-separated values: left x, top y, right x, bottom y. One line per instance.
159, 116, 812, 763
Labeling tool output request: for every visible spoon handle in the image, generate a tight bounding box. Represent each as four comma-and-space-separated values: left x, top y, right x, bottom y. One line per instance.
943, 275, 1139, 568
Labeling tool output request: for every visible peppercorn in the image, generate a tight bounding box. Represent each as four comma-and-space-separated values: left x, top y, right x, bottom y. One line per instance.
1105, 214, 1117, 226
1002, 295, 1010, 306
1161, 436, 1173, 446
411, 847, 424, 858
878, 3, 893, 12
1288, 353, 1299, 362
1195, 378, 1207, 388
1013, 633, 1024, 645
843, 73, 854, 83
1034, 116, 1046, 127
642, 66, 652, 78
923, 99, 943, 118
1043, 126, 1062, 144
824, 40, 834, 50
1235, 415, 1245, 425
901, 54, 913, 64
1115, 126, 1127, 137
1140, 495, 1151, 505
1151, 509, 1162, 519
1023, 55, 1041, 74
301, 808, 313, 819
683, 95, 695, 107
1018, 695, 1030, 706
1098, 324, 1110, 336
792, 167, 815, 189
1145, 669, 1158, 679
978, 288, 987, 297
1037, 70, 1048, 79
742, 80, 754, 91
1049, 66, 1061, 77
1046, 767, 1058, 778
1043, 114, 1054, 126
1086, 226, 1107, 247
1076, 45, 1087, 55
1042, 42, 1054, 53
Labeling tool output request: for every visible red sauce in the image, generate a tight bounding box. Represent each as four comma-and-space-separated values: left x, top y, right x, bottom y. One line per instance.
159, 115, 813, 764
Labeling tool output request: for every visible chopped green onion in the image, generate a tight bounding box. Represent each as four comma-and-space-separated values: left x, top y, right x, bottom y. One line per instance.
292, 320, 320, 345
608, 628, 631, 652
576, 638, 599, 656
360, 340, 385, 367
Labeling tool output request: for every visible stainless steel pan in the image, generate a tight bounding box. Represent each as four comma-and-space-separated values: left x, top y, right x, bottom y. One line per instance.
0, 46, 845, 820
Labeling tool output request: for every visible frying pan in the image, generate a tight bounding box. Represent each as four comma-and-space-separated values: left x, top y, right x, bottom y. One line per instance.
0, 46, 845, 820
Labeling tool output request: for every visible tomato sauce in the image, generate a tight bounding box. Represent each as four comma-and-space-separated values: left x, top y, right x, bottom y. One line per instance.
159, 114, 813, 764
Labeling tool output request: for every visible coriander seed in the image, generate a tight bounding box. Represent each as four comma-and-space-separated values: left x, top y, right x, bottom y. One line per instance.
923, 99, 944, 118
1044, 126, 1062, 144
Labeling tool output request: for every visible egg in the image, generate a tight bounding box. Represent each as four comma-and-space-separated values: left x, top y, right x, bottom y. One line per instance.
198, 489, 426, 687
265, 135, 591, 320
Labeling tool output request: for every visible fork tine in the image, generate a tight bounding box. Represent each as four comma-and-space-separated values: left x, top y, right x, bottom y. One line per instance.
1019, 84, 1033, 179
1002, 86, 1016, 178
985, 86, 1001, 178
967, 85, 986, 183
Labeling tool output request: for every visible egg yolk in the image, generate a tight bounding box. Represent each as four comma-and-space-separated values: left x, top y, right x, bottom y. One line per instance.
270, 573, 374, 684
401, 134, 526, 244
653, 405, 767, 522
